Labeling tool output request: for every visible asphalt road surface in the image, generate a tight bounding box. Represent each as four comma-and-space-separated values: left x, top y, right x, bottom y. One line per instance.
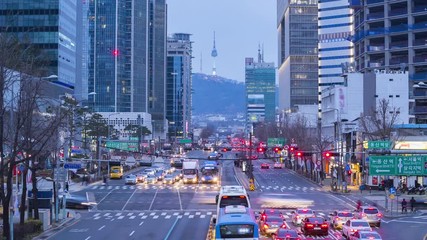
41, 151, 427, 240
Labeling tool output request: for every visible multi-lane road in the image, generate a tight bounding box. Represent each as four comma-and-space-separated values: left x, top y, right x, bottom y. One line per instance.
37, 150, 427, 240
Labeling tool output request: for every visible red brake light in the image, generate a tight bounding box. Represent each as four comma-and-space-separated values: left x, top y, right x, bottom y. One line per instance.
321, 223, 328, 228
222, 196, 228, 199
306, 223, 314, 228
377, 213, 382, 217
302, 209, 308, 212
281, 224, 287, 228
285, 234, 291, 238
239, 195, 245, 198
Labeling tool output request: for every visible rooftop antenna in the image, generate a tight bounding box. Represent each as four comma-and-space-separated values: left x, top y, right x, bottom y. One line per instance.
211, 31, 218, 75
257, 43, 261, 63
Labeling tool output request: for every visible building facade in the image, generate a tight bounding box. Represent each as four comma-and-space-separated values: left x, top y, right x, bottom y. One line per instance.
0, 0, 77, 89
87, 0, 167, 139
277, 0, 318, 111
351, 0, 427, 123
167, 33, 193, 140
245, 51, 276, 128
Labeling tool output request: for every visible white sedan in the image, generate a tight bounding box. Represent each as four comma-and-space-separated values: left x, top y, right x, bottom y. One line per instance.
125, 174, 137, 185
291, 208, 316, 226
342, 219, 372, 239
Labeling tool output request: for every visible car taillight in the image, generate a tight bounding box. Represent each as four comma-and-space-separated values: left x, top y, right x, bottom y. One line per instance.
377, 213, 382, 217
306, 223, 314, 228
321, 223, 328, 228
350, 228, 357, 232
281, 224, 287, 228
296, 215, 300, 218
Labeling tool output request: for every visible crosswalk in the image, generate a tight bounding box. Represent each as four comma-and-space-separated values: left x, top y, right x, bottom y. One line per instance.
89, 184, 221, 191
260, 185, 322, 192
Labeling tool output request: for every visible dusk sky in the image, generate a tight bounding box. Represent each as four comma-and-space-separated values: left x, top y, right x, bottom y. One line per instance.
167, 0, 277, 82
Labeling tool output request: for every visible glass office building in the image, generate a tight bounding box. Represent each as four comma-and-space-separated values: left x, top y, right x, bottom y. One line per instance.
0, 0, 77, 89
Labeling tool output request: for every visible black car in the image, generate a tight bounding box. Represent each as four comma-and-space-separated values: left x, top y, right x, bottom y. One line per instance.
272, 228, 301, 240
62, 194, 96, 210
301, 217, 329, 236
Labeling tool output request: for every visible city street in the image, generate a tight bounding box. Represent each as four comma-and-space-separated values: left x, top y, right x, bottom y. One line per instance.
36, 151, 427, 240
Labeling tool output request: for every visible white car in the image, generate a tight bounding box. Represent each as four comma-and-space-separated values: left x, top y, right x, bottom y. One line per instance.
291, 208, 316, 226
143, 168, 156, 175
342, 219, 372, 238
125, 174, 137, 185
349, 231, 382, 240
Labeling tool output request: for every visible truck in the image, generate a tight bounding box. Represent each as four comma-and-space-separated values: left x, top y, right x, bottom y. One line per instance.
182, 160, 199, 184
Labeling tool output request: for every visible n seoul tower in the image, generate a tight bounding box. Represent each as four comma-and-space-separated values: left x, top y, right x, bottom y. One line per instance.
211, 31, 218, 76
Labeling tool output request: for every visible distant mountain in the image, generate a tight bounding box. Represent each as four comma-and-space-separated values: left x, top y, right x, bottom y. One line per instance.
192, 73, 245, 115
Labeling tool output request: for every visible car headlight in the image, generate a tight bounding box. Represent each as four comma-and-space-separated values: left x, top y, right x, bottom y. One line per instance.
193, 178, 197, 182
213, 177, 218, 181
202, 177, 205, 181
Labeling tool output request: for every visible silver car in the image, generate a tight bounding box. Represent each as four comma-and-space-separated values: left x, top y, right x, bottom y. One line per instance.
145, 175, 157, 184
355, 206, 382, 227
125, 174, 137, 185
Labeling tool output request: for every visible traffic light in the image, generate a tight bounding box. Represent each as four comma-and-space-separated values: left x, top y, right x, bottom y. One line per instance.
323, 151, 339, 158
296, 151, 303, 157
289, 146, 298, 152
257, 147, 266, 153
323, 151, 331, 158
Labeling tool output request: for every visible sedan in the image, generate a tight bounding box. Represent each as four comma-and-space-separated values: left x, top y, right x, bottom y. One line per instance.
300, 217, 329, 236
163, 175, 175, 184
261, 163, 270, 169
259, 215, 287, 236
350, 231, 382, 240
272, 228, 301, 240
63, 194, 97, 210
342, 219, 372, 239
125, 174, 137, 185
273, 162, 283, 169
292, 209, 316, 226
329, 210, 354, 230
135, 173, 146, 183
145, 175, 158, 184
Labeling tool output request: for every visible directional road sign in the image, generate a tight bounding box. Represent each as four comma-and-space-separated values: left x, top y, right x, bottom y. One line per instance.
64, 163, 82, 169
369, 155, 427, 176
389, 187, 396, 195
267, 138, 286, 147
367, 141, 391, 149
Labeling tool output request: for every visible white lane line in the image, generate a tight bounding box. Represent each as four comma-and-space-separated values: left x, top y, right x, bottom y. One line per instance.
98, 225, 105, 231
328, 193, 355, 209
97, 189, 115, 205
139, 221, 144, 226
177, 188, 183, 211
129, 231, 135, 236
390, 220, 427, 224
85, 237, 91, 240
148, 188, 159, 211
163, 217, 180, 240
122, 188, 138, 211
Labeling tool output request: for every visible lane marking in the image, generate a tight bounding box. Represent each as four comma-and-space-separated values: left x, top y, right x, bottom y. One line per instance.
389, 219, 427, 224
122, 188, 138, 211
177, 188, 183, 211
148, 188, 159, 211
163, 217, 180, 240
97, 189, 115, 205
98, 225, 105, 231
85, 237, 91, 240
129, 231, 135, 236
328, 193, 355, 209
139, 221, 144, 226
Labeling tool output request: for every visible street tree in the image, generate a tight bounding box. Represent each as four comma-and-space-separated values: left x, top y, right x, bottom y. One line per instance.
0, 33, 65, 238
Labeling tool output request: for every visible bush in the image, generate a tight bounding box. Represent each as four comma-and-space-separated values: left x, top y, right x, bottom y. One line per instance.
14, 219, 43, 239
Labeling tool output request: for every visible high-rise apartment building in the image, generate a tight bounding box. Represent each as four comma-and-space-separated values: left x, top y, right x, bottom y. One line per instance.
167, 33, 193, 140
351, 0, 427, 123
318, 0, 353, 86
0, 0, 77, 89
245, 50, 276, 126
277, 0, 318, 111
88, 0, 167, 138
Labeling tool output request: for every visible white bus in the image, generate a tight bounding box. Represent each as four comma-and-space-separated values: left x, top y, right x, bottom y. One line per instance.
216, 185, 250, 216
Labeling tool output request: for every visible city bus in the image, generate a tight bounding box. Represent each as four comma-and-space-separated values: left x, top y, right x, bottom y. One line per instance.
200, 161, 220, 184
216, 185, 250, 216
214, 205, 259, 240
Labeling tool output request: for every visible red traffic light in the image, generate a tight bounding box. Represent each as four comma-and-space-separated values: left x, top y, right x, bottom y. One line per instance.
274, 147, 282, 153
296, 151, 303, 157
257, 147, 264, 153
290, 147, 295, 151
324, 151, 331, 158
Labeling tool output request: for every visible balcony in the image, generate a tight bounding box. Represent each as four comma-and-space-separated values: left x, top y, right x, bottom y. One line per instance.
414, 39, 427, 47
413, 54, 427, 63
390, 40, 408, 49
412, 21, 427, 30
367, 12, 384, 20
413, 5, 427, 14
389, 8, 408, 17
389, 56, 407, 65
367, 45, 385, 51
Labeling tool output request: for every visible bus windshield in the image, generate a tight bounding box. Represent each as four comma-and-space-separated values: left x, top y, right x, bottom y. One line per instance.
219, 196, 249, 208
201, 167, 218, 175
219, 224, 254, 238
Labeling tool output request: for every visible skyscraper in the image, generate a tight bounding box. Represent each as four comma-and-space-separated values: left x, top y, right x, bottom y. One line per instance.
167, 33, 193, 140
245, 48, 276, 127
277, 0, 318, 111
350, 0, 427, 124
0, 0, 77, 89
88, 0, 167, 138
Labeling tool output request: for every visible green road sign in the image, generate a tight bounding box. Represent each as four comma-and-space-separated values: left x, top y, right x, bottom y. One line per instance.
367, 141, 391, 149
106, 141, 138, 151
369, 155, 427, 176
267, 138, 286, 147
179, 139, 192, 144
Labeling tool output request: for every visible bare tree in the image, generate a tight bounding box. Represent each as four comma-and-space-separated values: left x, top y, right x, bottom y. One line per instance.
358, 98, 401, 141
0, 33, 64, 238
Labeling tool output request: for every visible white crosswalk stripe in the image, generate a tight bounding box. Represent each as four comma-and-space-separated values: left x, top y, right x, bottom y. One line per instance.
88, 184, 221, 191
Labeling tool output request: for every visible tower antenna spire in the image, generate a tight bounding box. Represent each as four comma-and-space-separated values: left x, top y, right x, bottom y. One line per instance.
211, 31, 218, 75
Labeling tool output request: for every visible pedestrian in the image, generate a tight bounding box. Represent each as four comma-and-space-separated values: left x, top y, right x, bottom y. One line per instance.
356, 199, 362, 211
410, 197, 416, 212
65, 181, 69, 192
401, 198, 408, 213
